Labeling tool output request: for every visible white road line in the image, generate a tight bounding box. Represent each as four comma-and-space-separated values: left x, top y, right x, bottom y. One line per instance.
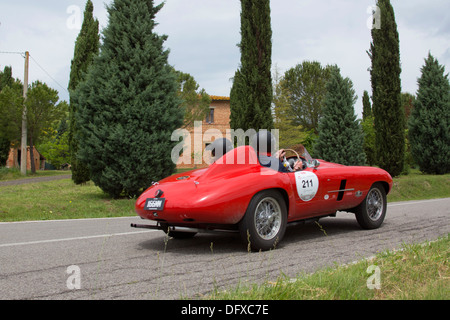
387, 198, 449, 207
0, 216, 138, 225
0, 230, 156, 248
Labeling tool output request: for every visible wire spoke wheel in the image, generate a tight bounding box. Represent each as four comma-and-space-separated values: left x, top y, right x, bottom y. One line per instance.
239, 190, 287, 251
254, 197, 282, 240
355, 182, 387, 229
366, 188, 383, 221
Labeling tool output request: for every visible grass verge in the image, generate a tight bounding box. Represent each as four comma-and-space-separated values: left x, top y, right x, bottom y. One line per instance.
387, 169, 449, 202
0, 179, 135, 222
0, 168, 194, 222
209, 235, 449, 300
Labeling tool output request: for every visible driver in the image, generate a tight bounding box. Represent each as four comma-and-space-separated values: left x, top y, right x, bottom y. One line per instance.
250, 131, 302, 172
275, 149, 303, 171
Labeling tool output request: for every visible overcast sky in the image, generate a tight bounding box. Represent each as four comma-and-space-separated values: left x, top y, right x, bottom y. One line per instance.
1, 0, 449, 117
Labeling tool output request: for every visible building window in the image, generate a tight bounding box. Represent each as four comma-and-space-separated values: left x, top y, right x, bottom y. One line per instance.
206, 108, 214, 124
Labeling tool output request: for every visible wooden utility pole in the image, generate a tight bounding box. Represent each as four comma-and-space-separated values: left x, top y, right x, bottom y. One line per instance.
20, 51, 29, 175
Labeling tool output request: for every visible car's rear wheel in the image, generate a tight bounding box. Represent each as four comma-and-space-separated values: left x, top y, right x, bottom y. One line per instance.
239, 190, 287, 251
355, 183, 387, 229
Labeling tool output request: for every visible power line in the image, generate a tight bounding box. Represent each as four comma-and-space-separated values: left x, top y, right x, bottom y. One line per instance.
29, 54, 69, 94
0, 51, 24, 55
0, 51, 68, 95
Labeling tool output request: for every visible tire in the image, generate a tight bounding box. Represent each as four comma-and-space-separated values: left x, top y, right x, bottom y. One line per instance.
239, 190, 287, 251
355, 183, 387, 229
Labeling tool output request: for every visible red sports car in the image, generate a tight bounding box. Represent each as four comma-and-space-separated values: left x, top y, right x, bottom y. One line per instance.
132, 145, 393, 251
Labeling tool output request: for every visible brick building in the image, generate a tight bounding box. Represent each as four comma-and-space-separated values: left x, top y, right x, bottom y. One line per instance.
5, 146, 46, 171
176, 95, 231, 168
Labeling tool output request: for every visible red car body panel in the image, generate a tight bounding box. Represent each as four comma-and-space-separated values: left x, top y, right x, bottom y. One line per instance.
135, 146, 393, 230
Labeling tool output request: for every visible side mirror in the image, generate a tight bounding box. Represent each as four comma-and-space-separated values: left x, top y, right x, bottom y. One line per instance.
312, 159, 320, 169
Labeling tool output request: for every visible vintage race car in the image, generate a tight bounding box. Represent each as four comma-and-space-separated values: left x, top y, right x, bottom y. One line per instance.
132, 144, 393, 251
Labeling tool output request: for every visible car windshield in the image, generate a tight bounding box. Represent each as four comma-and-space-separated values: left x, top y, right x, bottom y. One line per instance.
284, 145, 313, 162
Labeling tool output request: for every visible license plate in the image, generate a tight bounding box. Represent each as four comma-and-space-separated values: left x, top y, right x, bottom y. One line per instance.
144, 198, 165, 211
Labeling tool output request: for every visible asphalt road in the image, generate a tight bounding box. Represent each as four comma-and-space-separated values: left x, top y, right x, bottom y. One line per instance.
0, 198, 448, 300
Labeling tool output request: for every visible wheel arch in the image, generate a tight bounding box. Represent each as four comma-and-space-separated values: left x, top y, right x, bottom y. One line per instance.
239, 187, 290, 224
347, 181, 389, 214
256, 187, 290, 216
376, 181, 391, 195
272, 188, 290, 215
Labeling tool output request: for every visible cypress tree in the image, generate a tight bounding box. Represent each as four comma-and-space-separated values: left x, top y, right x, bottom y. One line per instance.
361, 90, 376, 165
68, 0, 99, 184
72, 0, 183, 198
369, 0, 404, 176
230, 0, 273, 133
315, 68, 366, 166
362, 90, 372, 120
409, 53, 450, 174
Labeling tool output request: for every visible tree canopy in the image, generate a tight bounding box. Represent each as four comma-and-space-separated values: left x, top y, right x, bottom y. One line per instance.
315, 68, 366, 166
68, 0, 100, 184
230, 0, 273, 133
173, 68, 211, 129
278, 61, 334, 135
72, 0, 183, 198
409, 53, 450, 174
369, 0, 404, 176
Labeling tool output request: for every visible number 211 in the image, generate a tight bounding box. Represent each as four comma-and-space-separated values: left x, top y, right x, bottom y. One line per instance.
302, 179, 313, 188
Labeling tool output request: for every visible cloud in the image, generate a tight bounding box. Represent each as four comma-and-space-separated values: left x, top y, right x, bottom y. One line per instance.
0, 0, 449, 116
154, 0, 241, 95
0, 1, 83, 101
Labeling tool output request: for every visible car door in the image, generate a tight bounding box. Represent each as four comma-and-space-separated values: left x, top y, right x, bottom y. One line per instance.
288, 166, 349, 220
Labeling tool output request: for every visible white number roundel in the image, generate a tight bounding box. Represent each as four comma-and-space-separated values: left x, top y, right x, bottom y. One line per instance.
295, 171, 319, 202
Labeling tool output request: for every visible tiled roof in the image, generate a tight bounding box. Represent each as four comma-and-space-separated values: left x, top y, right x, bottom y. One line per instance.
210, 95, 230, 101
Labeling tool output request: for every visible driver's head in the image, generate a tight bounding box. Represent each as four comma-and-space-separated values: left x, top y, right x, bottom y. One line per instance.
205, 138, 233, 162
250, 130, 276, 156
